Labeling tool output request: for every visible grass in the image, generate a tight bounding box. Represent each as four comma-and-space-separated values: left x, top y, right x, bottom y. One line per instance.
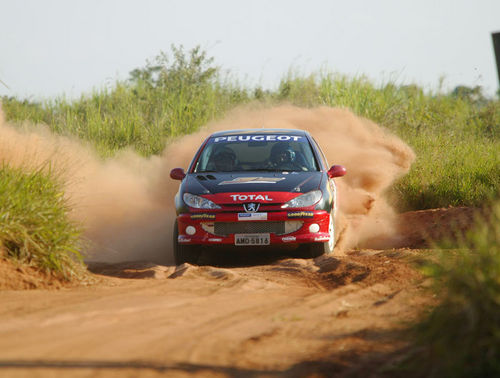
0, 45, 498, 277
0, 45, 499, 375
281, 72, 500, 210
2, 48, 498, 209
0, 164, 83, 279
407, 202, 500, 377
2, 46, 250, 157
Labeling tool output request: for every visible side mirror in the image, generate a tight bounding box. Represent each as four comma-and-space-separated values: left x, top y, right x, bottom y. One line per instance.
170, 168, 186, 180
327, 165, 347, 178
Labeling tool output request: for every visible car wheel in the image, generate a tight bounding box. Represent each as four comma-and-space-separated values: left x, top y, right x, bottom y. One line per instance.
173, 222, 201, 265
298, 212, 335, 258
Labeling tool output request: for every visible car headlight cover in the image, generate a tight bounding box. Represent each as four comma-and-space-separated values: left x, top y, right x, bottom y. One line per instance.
282, 190, 322, 208
183, 193, 221, 209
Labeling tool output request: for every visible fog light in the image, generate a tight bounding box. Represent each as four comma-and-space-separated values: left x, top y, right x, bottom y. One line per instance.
186, 226, 196, 235
309, 223, 320, 233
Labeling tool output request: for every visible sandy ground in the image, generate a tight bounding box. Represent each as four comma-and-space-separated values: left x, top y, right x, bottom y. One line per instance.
0, 207, 476, 378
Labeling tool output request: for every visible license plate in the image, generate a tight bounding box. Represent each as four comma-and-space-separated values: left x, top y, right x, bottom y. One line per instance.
234, 233, 270, 246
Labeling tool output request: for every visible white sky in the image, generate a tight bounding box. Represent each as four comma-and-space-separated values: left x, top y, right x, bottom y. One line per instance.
1, 0, 499, 100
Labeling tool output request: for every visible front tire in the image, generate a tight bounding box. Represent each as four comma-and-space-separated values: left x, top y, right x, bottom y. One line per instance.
173, 221, 201, 265
298, 212, 335, 258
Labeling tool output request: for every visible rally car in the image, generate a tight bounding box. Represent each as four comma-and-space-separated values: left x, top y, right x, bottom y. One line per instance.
170, 129, 346, 265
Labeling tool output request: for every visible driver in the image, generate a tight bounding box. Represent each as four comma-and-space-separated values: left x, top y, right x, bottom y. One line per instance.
211, 147, 237, 171
269, 143, 302, 170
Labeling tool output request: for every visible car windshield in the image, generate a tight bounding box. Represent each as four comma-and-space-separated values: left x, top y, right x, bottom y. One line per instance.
193, 134, 319, 172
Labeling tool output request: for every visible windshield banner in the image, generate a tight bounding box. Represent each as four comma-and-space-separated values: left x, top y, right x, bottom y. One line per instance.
213, 135, 303, 143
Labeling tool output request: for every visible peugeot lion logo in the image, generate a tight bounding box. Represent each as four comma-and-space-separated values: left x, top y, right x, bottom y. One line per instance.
243, 203, 260, 213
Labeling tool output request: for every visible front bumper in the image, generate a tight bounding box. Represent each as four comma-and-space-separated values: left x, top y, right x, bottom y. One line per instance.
176, 210, 331, 245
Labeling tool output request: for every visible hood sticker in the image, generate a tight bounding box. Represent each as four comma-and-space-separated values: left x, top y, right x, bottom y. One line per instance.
219, 177, 285, 185
230, 194, 273, 201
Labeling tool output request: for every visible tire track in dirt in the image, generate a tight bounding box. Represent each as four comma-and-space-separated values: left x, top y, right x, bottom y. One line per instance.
0, 248, 430, 378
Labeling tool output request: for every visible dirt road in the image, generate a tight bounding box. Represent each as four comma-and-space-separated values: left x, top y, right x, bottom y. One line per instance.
0, 207, 478, 377
0, 246, 433, 378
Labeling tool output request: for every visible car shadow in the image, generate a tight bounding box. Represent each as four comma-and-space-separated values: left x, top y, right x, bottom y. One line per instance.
195, 245, 311, 268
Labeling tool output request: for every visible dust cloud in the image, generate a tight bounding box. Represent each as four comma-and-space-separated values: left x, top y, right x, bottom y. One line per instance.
0, 104, 414, 263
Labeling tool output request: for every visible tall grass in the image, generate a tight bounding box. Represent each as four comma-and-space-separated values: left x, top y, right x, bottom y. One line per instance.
0, 164, 83, 278
3, 46, 250, 157
2, 46, 499, 209
408, 202, 500, 377
279, 72, 500, 210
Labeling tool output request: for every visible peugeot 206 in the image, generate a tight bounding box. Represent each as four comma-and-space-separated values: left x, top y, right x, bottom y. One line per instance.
170, 129, 346, 265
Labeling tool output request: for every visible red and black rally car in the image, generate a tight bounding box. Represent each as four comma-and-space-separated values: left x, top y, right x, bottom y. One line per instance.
170, 129, 346, 265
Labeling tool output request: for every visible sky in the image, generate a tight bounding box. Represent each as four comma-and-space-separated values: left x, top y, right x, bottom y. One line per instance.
1, 0, 499, 100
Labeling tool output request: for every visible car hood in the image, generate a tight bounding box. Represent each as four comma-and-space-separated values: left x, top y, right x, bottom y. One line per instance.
183, 171, 322, 196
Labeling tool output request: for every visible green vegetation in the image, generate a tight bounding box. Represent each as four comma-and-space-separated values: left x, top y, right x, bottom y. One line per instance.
409, 202, 500, 377
0, 46, 498, 278
0, 46, 499, 375
278, 73, 500, 210
0, 164, 83, 278
2, 46, 498, 210
2, 46, 249, 157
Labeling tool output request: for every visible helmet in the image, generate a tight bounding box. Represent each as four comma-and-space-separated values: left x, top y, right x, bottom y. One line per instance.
212, 147, 236, 171
270, 143, 295, 165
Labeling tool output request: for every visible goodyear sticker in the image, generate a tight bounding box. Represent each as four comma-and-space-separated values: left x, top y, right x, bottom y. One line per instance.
287, 211, 314, 218
191, 213, 216, 220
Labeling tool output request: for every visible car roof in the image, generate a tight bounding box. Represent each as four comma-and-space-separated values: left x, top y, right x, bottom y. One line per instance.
209, 129, 309, 137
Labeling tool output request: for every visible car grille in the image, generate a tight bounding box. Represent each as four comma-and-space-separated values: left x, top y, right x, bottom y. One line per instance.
201, 221, 302, 236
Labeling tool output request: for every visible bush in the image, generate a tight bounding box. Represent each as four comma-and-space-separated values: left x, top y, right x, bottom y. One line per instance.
410, 202, 500, 377
2, 45, 250, 157
0, 165, 83, 278
2, 55, 499, 209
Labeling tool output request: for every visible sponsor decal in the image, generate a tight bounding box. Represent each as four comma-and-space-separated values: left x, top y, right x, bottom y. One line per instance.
190, 213, 216, 220
288, 211, 315, 218
243, 202, 260, 212
230, 194, 273, 201
208, 238, 223, 242
178, 236, 191, 243
282, 236, 296, 242
219, 177, 285, 185
314, 236, 330, 242
214, 135, 302, 143
238, 213, 268, 221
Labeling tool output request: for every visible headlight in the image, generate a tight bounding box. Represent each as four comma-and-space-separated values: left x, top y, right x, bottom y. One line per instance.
281, 190, 322, 208
183, 193, 221, 209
